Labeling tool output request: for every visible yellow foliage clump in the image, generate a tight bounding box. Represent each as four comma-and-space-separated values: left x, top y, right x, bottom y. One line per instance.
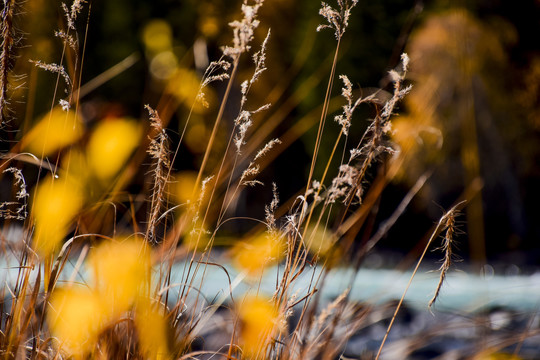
237, 296, 280, 359
48, 288, 106, 355
48, 238, 156, 357
86, 117, 142, 181
32, 175, 84, 258
233, 232, 285, 276
22, 107, 83, 157
88, 238, 151, 317
135, 303, 170, 360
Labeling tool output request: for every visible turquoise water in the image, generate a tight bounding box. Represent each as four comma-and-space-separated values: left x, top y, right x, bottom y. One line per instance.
3, 255, 539, 312
164, 261, 540, 311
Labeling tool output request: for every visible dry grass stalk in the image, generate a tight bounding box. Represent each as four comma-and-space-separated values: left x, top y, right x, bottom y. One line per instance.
29, 0, 87, 113
343, 53, 411, 206
223, 0, 266, 60
428, 201, 463, 310
303, 0, 359, 202
240, 138, 281, 187
375, 200, 467, 360
265, 182, 280, 233
29, 60, 72, 90
62, 0, 87, 30
0, 167, 28, 220
0, 0, 505, 358
284, 4, 364, 328
234, 29, 271, 155
145, 105, 171, 243
197, 58, 231, 108
194, 0, 265, 190
317, 0, 359, 40
0, 0, 19, 124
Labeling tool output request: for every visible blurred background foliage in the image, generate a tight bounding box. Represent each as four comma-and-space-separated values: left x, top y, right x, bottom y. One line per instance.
5, 0, 540, 266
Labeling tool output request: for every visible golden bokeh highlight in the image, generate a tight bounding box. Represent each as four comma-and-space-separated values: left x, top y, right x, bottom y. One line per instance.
233, 232, 286, 276
48, 288, 106, 355
185, 120, 209, 154
150, 50, 179, 80
135, 303, 170, 360
86, 117, 142, 181
32, 175, 84, 258
237, 296, 280, 358
166, 68, 209, 113
199, 16, 220, 38
22, 107, 83, 157
142, 19, 173, 54
88, 238, 151, 317
171, 171, 198, 205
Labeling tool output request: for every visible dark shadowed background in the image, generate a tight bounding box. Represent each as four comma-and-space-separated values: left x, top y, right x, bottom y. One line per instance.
4, 0, 540, 268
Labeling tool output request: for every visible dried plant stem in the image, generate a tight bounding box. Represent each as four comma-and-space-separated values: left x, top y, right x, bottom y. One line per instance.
281, 42, 341, 321
355, 170, 432, 267
76, 52, 139, 99
193, 56, 240, 197
304, 40, 340, 198
0, 0, 17, 124
428, 201, 461, 309
145, 106, 171, 243
375, 201, 466, 360
303, 129, 344, 237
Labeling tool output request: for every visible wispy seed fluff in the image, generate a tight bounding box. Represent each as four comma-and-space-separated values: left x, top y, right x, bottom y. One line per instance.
222, 0, 265, 60
234, 29, 271, 154
317, 0, 359, 40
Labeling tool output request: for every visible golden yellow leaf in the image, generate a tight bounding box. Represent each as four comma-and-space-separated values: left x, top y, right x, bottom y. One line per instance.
48, 287, 106, 355
32, 175, 84, 258
237, 296, 279, 358
88, 238, 151, 317
232, 232, 285, 277
135, 302, 170, 360
22, 107, 83, 157
86, 117, 142, 181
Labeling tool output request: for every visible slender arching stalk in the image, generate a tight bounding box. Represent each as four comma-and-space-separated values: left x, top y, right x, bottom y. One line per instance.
304, 38, 341, 199
193, 56, 241, 197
